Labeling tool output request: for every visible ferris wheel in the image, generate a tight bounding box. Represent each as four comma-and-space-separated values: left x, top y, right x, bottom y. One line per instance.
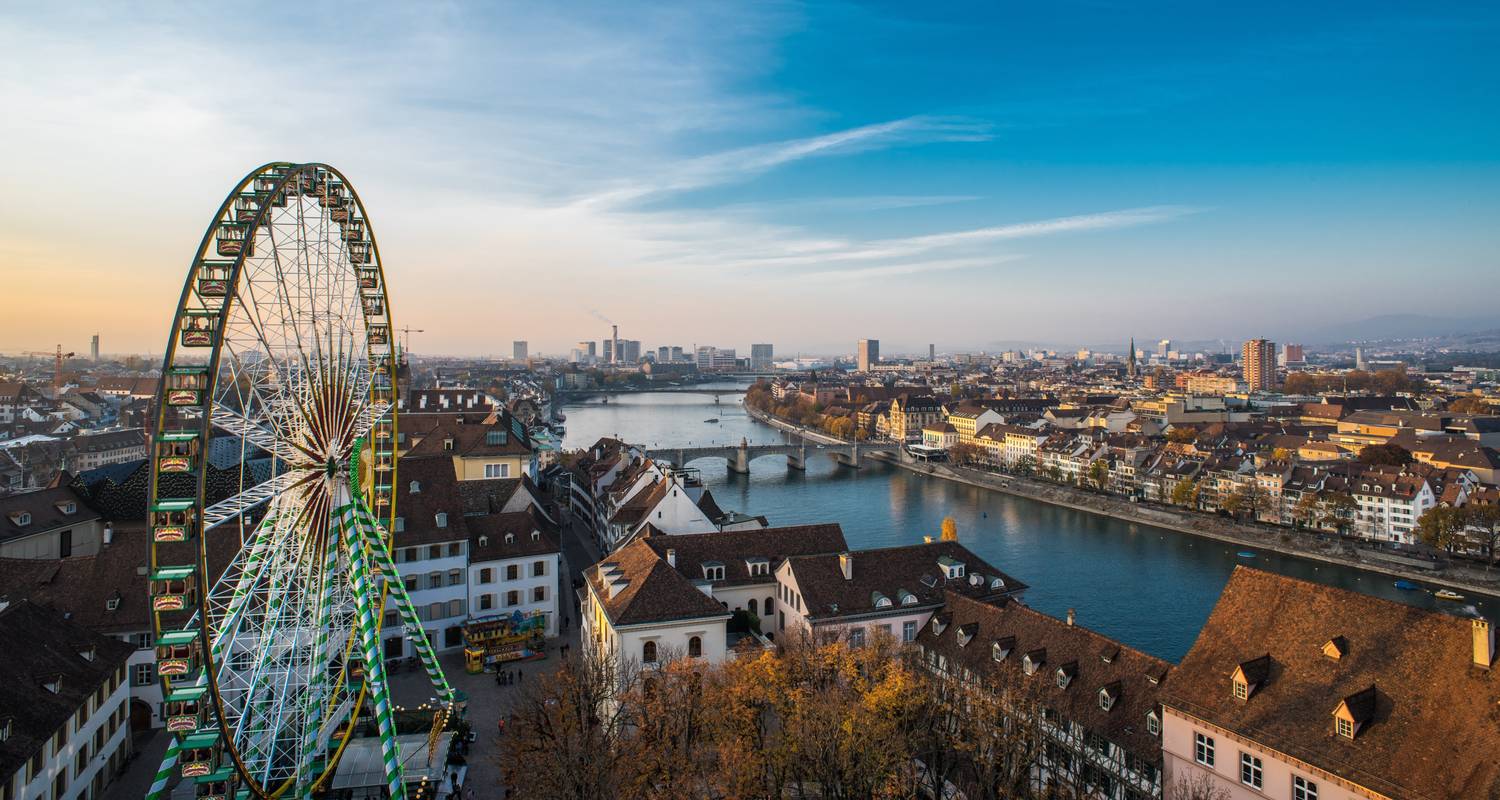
144, 163, 452, 800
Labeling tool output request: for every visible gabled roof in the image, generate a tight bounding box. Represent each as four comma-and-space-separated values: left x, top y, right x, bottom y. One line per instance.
586, 538, 729, 627
1164, 567, 1500, 800
784, 541, 1026, 622
467, 508, 560, 562
641, 524, 848, 588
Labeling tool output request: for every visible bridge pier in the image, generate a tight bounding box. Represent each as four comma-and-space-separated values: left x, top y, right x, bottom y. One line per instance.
786, 445, 807, 471
833, 442, 862, 469
728, 438, 751, 475
676, 449, 685, 468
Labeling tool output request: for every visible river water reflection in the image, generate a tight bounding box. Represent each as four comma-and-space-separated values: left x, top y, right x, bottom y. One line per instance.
561, 385, 1495, 661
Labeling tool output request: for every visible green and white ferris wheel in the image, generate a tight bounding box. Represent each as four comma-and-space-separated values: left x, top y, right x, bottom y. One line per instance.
144, 163, 452, 799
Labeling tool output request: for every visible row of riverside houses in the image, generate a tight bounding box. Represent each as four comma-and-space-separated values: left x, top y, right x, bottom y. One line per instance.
559, 437, 769, 553
778, 386, 1500, 552
577, 509, 1500, 799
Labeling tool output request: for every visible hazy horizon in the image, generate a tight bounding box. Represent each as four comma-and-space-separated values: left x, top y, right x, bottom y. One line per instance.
2, 3, 1497, 357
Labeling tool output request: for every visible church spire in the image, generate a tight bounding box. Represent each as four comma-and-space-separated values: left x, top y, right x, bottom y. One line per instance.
1128, 337, 1137, 378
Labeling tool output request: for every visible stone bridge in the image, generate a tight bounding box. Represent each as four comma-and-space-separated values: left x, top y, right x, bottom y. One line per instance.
646, 436, 898, 473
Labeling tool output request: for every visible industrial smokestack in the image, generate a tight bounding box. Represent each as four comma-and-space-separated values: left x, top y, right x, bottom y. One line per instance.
612, 325, 619, 363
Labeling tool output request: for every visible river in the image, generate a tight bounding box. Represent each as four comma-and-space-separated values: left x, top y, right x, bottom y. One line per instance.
559, 383, 1496, 662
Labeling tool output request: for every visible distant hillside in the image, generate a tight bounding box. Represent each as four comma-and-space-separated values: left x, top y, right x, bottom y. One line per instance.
1301, 314, 1500, 345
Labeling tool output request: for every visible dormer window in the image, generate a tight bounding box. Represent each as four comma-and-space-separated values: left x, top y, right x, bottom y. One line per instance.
79, 646, 95, 662
1333, 686, 1376, 740
56, 501, 76, 514
443, 437, 455, 451
434, 512, 448, 528
931, 616, 948, 636
409, 480, 420, 494
872, 592, 892, 608
0, 717, 10, 742
992, 637, 1013, 662
1055, 662, 1076, 689
478, 535, 489, 547
898, 589, 918, 606
702, 563, 725, 581
1322, 636, 1348, 661
1231, 655, 1270, 701
504, 533, 514, 544
956, 623, 977, 647
989, 577, 1005, 590
105, 591, 121, 612
1098, 686, 1117, 711
1146, 711, 1160, 736
531, 530, 540, 541
43, 676, 61, 694
9, 512, 30, 527
486, 430, 508, 446
1022, 649, 1045, 675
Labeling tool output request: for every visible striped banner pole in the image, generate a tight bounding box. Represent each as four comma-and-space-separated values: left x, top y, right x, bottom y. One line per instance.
296, 515, 342, 796
143, 733, 182, 800
354, 501, 455, 703
341, 501, 406, 800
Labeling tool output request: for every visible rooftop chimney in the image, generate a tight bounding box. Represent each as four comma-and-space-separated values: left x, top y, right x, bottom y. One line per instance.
1066, 608, 1076, 626
102, 524, 113, 546
666, 548, 677, 568
838, 552, 853, 581
1475, 619, 1494, 670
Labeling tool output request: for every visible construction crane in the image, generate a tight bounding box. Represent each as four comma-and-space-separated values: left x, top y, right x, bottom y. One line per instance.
398, 327, 424, 357
21, 345, 76, 393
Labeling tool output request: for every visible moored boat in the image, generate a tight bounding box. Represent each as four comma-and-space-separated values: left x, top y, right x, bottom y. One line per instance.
1435, 589, 1465, 601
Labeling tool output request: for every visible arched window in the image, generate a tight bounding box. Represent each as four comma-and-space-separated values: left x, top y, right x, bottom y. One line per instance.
688, 636, 702, 658
748, 599, 758, 616
765, 597, 774, 614
642, 641, 658, 664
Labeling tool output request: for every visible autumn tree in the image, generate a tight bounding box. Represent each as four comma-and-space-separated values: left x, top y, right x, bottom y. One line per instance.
1318, 491, 1357, 535
1086, 459, 1109, 491
1169, 771, 1232, 800
1170, 477, 1199, 508
1416, 506, 1466, 553
1167, 426, 1198, 444
1447, 395, 1492, 414
498, 650, 638, 799
940, 516, 958, 541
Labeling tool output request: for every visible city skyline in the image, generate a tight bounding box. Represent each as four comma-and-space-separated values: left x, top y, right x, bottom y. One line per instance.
3, 3, 1498, 356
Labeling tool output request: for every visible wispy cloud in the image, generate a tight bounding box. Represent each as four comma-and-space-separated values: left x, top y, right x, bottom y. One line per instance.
571, 116, 993, 209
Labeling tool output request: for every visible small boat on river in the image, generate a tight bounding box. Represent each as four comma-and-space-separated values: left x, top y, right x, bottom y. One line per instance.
1435, 589, 1465, 601
703, 418, 719, 424
1237, 551, 1257, 559
1393, 579, 1420, 591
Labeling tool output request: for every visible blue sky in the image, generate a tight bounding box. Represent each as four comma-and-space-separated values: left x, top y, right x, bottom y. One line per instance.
0, 2, 1496, 356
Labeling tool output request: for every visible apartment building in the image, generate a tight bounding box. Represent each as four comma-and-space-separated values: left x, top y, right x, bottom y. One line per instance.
0, 601, 134, 800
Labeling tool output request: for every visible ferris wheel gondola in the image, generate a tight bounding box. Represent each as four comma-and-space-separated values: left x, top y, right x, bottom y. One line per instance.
145, 163, 452, 800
